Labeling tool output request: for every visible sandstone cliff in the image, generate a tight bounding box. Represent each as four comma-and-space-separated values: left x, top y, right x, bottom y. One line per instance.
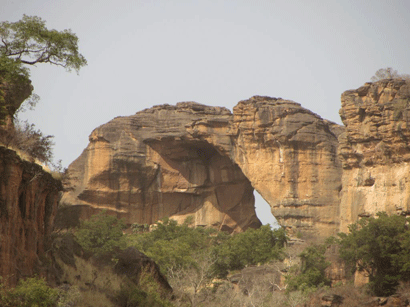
61, 102, 260, 233
0, 146, 62, 286
190, 96, 343, 239
62, 97, 343, 238
339, 79, 410, 231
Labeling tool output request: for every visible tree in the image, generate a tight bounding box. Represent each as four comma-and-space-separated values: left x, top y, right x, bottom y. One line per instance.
337, 212, 410, 296
285, 243, 331, 293
130, 217, 221, 275
213, 226, 287, 278
0, 15, 87, 124
0, 15, 87, 73
75, 211, 127, 261
371, 67, 410, 82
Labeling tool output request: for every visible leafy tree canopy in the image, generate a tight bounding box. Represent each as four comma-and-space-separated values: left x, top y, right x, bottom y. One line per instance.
213, 225, 287, 277
0, 276, 59, 307
286, 243, 331, 293
129, 217, 221, 274
0, 15, 87, 125
75, 211, 127, 261
0, 15, 87, 73
337, 212, 410, 296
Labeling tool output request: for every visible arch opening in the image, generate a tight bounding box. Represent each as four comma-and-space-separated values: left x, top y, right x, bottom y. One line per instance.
254, 191, 279, 228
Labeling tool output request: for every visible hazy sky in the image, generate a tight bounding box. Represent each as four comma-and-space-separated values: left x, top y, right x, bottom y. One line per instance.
2, 0, 410, 225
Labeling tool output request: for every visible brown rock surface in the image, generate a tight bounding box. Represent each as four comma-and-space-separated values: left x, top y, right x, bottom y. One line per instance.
61, 102, 260, 232
191, 96, 343, 239
62, 97, 343, 239
339, 79, 410, 231
0, 146, 62, 286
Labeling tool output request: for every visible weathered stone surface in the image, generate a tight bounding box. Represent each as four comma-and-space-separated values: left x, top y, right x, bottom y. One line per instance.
339, 79, 410, 231
61, 102, 260, 232
0, 146, 62, 286
62, 97, 343, 239
191, 96, 343, 239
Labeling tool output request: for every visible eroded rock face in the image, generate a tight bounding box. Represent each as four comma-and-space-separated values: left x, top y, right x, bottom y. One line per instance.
0, 146, 62, 286
339, 79, 410, 231
61, 102, 260, 232
62, 97, 343, 239
191, 96, 343, 239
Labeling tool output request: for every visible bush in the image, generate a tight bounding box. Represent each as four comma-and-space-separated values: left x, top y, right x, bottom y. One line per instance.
0, 276, 59, 307
130, 217, 220, 275
286, 244, 331, 293
1, 119, 54, 163
213, 226, 287, 277
75, 211, 127, 261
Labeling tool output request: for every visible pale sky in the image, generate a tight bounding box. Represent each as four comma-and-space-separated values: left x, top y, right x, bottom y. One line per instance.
1, 0, 410, 226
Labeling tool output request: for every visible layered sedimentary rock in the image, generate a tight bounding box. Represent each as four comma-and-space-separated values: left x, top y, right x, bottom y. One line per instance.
0, 146, 62, 286
190, 96, 343, 239
62, 97, 343, 238
61, 102, 260, 232
339, 79, 410, 231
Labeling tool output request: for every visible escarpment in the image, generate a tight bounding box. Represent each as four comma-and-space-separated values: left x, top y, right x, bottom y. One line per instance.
0, 146, 62, 286
62, 97, 343, 238
339, 79, 410, 231
0, 75, 62, 286
61, 79, 410, 240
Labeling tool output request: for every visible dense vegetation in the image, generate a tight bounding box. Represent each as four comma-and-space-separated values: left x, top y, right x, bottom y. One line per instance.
3, 210, 410, 306
337, 212, 410, 296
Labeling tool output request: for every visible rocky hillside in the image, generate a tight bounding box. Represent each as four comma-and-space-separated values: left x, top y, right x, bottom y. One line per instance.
62, 96, 343, 239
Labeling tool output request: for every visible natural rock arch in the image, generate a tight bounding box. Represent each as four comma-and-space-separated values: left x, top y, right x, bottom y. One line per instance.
60, 97, 343, 238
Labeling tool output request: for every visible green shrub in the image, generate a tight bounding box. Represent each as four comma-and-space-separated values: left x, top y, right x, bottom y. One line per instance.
337, 212, 410, 296
286, 244, 331, 293
129, 217, 220, 274
213, 226, 287, 277
75, 211, 127, 261
0, 276, 59, 307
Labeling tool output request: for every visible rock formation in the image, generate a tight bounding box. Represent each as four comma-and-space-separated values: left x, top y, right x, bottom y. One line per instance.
0, 75, 62, 286
61, 102, 260, 233
339, 79, 410, 231
62, 97, 343, 239
0, 146, 62, 286
191, 96, 343, 239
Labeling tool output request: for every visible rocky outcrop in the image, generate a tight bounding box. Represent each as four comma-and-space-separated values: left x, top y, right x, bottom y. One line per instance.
62, 97, 343, 238
61, 102, 260, 233
339, 79, 410, 231
0, 73, 33, 128
191, 96, 343, 239
0, 146, 62, 286
114, 247, 172, 293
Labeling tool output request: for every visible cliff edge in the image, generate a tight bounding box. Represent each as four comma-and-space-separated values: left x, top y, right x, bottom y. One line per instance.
339, 79, 410, 231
